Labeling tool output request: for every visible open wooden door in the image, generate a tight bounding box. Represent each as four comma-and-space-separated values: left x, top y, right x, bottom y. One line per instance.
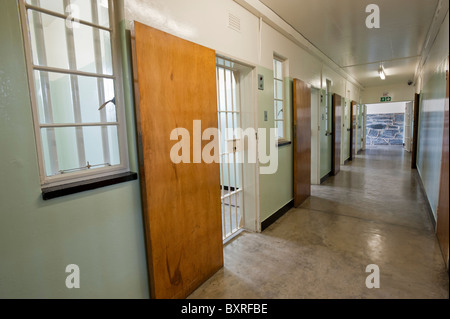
332, 94, 342, 176
436, 70, 449, 269
131, 22, 223, 299
293, 78, 311, 207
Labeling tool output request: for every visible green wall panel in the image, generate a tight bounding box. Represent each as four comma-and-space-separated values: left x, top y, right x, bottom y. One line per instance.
0, 0, 148, 298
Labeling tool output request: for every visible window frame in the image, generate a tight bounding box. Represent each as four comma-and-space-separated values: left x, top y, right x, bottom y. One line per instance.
18, 0, 130, 188
273, 56, 286, 141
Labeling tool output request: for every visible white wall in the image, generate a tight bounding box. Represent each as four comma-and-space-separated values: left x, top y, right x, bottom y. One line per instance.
125, 0, 361, 98
361, 83, 415, 104
366, 102, 406, 115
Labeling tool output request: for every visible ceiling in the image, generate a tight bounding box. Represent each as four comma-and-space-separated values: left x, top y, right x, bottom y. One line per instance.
259, 0, 442, 87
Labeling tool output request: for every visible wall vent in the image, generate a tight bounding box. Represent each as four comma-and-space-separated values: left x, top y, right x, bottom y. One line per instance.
228, 13, 241, 32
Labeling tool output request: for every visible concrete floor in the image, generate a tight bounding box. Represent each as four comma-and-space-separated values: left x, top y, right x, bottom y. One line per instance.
189, 146, 449, 299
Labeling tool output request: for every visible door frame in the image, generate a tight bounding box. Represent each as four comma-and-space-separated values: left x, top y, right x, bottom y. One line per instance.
331, 93, 342, 176
311, 87, 321, 185
215, 52, 261, 234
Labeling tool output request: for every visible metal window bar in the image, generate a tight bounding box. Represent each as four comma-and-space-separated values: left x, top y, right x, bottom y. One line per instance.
33, 65, 115, 79
24, 2, 112, 32
40, 122, 119, 128
91, 1, 111, 165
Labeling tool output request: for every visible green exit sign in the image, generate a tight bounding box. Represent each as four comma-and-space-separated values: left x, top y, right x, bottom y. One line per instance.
381, 97, 392, 102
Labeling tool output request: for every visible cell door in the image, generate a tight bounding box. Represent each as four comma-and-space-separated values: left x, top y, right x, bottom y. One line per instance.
216, 60, 244, 242
131, 22, 223, 299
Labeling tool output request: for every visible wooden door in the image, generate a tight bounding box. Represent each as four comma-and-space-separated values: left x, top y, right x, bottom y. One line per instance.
411, 93, 421, 169
131, 22, 223, 299
436, 70, 449, 269
293, 78, 311, 207
332, 94, 342, 175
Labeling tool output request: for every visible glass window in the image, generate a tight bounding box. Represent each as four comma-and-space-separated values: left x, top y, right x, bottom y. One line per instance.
273, 57, 285, 140
20, 0, 128, 185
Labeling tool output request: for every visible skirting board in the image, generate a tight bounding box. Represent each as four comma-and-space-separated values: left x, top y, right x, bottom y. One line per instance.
261, 200, 294, 231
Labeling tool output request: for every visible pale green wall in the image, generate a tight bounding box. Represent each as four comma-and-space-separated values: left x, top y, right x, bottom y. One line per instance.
257, 66, 293, 222
416, 59, 447, 219
0, 0, 148, 298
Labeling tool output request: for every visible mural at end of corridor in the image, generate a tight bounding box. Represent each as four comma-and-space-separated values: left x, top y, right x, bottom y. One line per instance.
366, 113, 404, 146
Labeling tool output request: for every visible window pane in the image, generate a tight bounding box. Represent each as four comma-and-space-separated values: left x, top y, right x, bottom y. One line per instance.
40, 125, 120, 177
275, 100, 283, 120
27, 10, 112, 74
72, 0, 110, 28
34, 71, 117, 124
79, 76, 116, 123
274, 59, 282, 79
73, 24, 112, 74
83, 125, 120, 166
274, 79, 283, 99
276, 120, 284, 139
41, 127, 79, 176
28, 10, 70, 69
26, 0, 110, 28
34, 71, 74, 124
26, 0, 65, 16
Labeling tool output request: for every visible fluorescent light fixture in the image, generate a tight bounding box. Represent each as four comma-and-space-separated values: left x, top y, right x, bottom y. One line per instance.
379, 66, 386, 80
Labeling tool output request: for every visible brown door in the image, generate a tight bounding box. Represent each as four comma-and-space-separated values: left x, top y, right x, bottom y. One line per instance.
332, 94, 342, 175
436, 70, 449, 269
411, 93, 421, 169
293, 78, 311, 207
131, 22, 223, 299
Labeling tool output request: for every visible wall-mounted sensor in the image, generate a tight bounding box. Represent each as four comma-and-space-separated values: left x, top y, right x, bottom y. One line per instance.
258, 74, 264, 90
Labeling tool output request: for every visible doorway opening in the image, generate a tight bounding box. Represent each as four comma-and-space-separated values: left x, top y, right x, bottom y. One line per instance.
365, 101, 411, 150
216, 56, 258, 243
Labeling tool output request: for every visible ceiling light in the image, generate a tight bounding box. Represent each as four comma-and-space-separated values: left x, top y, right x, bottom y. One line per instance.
379, 66, 386, 80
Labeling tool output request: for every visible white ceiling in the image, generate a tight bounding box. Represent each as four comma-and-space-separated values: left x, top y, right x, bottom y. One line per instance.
259, 0, 441, 87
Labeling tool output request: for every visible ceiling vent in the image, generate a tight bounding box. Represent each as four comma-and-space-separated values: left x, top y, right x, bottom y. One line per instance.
228, 13, 241, 32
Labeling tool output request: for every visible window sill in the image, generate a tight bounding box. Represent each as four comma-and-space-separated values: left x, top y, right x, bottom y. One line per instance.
277, 140, 292, 147
41, 172, 138, 200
